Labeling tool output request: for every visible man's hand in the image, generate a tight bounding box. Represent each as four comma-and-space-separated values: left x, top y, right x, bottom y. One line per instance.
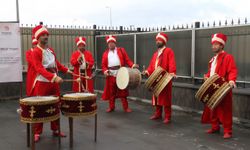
104, 70, 110, 76
132, 64, 139, 69
77, 56, 83, 64
229, 81, 236, 88
67, 70, 73, 74
169, 73, 177, 78
54, 76, 63, 84
142, 70, 147, 76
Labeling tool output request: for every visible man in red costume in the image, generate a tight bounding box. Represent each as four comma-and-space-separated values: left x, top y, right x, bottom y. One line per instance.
26, 36, 38, 96
202, 33, 237, 139
143, 32, 176, 124
70, 36, 94, 93
101, 35, 138, 113
31, 25, 72, 142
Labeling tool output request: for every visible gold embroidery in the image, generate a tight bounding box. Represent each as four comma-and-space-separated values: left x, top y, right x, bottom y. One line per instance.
91, 103, 97, 107
46, 107, 56, 114
29, 106, 36, 118
62, 104, 70, 108
203, 94, 210, 102
212, 83, 220, 89
78, 101, 85, 112
21, 114, 60, 124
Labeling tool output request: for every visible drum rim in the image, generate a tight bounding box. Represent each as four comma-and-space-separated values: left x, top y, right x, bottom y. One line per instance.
195, 74, 220, 101
207, 82, 231, 109
154, 72, 173, 97
145, 66, 165, 89
61, 110, 97, 117
20, 96, 59, 105
20, 114, 60, 123
61, 94, 97, 101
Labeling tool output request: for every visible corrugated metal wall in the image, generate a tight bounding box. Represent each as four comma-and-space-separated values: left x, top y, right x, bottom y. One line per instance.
21, 27, 95, 70
96, 25, 250, 83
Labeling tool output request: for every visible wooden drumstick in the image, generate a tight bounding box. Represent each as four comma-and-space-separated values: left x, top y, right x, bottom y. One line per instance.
78, 61, 81, 92
85, 64, 88, 92
64, 79, 80, 82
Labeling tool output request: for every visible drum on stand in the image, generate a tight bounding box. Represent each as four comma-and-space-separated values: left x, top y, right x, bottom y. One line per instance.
61, 92, 98, 147
20, 96, 61, 150
20, 96, 60, 123
61, 92, 97, 117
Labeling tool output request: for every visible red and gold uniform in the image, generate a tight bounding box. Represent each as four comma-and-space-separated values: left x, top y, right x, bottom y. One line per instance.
145, 33, 176, 124
201, 33, 238, 139
70, 37, 94, 93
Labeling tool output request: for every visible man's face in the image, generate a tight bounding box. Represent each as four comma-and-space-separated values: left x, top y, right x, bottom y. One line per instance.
212, 42, 223, 53
108, 42, 116, 50
156, 40, 165, 48
78, 44, 85, 51
39, 34, 49, 45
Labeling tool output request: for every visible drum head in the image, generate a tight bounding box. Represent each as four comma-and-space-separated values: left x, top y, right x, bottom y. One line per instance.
63, 92, 96, 98
116, 67, 129, 90
21, 96, 58, 102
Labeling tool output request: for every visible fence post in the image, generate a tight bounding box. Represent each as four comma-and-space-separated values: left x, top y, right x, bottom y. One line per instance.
93, 24, 98, 69
137, 27, 141, 32
191, 22, 199, 83
119, 26, 123, 34
134, 34, 137, 64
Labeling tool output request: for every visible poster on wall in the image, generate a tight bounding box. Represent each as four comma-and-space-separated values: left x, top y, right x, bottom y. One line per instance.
0, 23, 22, 83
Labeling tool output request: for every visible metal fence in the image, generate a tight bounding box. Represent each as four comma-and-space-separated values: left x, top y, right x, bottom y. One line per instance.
95, 24, 250, 85
20, 24, 136, 71
20, 21, 250, 84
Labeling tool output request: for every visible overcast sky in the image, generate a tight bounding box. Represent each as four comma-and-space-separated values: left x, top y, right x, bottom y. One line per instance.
0, 0, 249, 28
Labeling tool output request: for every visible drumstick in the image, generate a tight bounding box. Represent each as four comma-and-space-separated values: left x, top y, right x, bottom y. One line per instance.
64, 79, 79, 82
85, 64, 88, 91
79, 61, 81, 92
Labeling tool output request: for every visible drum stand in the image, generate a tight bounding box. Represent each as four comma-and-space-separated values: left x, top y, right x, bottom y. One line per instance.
68, 61, 97, 148
26, 119, 61, 150
68, 105, 97, 148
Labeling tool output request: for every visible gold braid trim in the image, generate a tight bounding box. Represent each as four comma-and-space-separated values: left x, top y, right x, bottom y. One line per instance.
20, 114, 60, 123
207, 82, 228, 107
195, 74, 220, 101
62, 110, 97, 118
207, 82, 231, 109
145, 67, 164, 89
154, 73, 173, 97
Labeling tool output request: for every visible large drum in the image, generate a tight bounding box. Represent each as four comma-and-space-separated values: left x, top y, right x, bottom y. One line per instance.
116, 67, 142, 90
61, 93, 97, 117
145, 66, 173, 97
195, 74, 232, 109
20, 96, 60, 123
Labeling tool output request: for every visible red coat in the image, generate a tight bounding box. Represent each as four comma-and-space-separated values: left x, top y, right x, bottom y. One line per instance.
30, 46, 68, 94
25, 48, 36, 96
146, 47, 176, 106
70, 50, 94, 93
201, 51, 238, 127
101, 47, 134, 100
